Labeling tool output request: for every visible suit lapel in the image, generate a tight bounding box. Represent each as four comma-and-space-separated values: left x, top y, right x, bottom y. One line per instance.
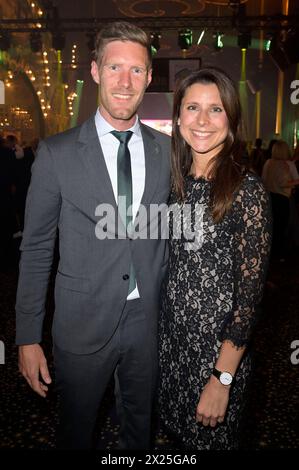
139, 123, 162, 206
77, 116, 117, 208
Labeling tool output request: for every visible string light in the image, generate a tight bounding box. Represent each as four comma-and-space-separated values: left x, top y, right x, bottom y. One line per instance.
67, 91, 78, 117
71, 44, 77, 69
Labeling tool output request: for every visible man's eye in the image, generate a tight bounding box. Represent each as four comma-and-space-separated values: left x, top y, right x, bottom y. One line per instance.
108, 65, 119, 71
133, 67, 145, 74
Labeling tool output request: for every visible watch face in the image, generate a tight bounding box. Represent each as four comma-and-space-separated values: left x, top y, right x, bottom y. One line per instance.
220, 372, 233, 385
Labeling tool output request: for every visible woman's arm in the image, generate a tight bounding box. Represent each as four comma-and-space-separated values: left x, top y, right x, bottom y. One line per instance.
196, 176, 272, 427
196, 340, 245, 427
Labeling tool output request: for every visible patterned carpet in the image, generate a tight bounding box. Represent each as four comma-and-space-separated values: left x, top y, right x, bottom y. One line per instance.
0, 246, 298, 451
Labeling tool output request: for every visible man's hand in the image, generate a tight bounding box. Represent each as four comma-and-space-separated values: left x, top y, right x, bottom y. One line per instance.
18, 344, 52, 398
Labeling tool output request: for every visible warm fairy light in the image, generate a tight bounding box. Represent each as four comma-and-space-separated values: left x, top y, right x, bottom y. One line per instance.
31, 2, 35, 7
71, 44, 78, 70
37, 23, 42, 28
42, 50, 51, 91
64, 84, 68, 89
38, 9, 43, 15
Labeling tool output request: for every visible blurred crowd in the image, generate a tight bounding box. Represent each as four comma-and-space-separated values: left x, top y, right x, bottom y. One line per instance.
0, 133, 39, 270
250, 138, 299, 261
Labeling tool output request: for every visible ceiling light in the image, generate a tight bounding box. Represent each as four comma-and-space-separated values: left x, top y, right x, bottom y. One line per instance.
178, 29, 193, 51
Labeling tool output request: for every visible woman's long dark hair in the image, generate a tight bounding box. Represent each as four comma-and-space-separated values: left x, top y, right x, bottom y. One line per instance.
171, 67, 247, 223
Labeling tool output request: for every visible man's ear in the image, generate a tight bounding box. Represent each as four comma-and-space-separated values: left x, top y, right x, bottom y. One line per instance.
146, 68, 152, 88
91, 60, 100, 85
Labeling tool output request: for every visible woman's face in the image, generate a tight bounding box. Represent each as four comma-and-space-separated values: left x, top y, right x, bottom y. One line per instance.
178, 82, 229, 162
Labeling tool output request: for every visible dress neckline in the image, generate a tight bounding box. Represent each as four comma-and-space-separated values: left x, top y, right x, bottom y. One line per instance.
186, 174, 211, 183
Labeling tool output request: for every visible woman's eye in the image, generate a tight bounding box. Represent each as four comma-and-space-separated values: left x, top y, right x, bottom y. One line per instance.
211, 106, 222, 112
187, 105, 197, 111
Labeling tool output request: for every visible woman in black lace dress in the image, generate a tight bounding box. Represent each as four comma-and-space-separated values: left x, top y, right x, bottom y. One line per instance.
158, 67, 271, 450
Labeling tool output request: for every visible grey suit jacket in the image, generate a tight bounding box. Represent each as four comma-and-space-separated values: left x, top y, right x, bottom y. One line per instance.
15, 115, 171, 354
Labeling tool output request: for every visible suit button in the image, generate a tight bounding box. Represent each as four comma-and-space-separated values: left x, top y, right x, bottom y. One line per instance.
123, 274, 129, 280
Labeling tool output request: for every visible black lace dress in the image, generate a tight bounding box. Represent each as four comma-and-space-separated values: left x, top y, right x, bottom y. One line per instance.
158, 173, 272, 450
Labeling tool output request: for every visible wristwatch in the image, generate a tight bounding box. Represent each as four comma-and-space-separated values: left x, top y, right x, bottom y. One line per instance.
212, 368, 234, 386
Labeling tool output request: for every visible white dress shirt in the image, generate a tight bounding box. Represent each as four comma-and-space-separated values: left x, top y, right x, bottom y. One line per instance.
94, 109, 145, 299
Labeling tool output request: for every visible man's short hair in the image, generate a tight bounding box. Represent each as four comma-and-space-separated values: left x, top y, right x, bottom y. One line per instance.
93, 21, 152, 69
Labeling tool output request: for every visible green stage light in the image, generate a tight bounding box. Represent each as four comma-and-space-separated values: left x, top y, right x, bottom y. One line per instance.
178, 29, 193, 51
150, 32, 161, 56
265, 39, 272, 51
238, 31, 251, 50
214, 32, 224, 50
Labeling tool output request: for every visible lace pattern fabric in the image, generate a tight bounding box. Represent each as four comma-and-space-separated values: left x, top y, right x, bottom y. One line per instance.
158, 173, 272, 450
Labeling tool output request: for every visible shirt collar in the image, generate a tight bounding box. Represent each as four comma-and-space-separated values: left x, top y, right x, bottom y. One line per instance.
95, 109, 141, 138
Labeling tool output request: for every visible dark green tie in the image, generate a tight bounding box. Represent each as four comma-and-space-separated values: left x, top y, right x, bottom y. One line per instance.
111, 130, 136, 295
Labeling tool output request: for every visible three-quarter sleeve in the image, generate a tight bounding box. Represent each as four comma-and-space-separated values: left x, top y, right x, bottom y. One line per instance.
220, 175, 272, 348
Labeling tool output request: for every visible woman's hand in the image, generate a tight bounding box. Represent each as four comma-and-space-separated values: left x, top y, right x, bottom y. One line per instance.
196, 375, 230, 427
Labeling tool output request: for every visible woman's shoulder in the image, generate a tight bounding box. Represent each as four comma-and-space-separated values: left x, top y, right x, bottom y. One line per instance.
239, 171, 266, 193
234, 171, 269, 207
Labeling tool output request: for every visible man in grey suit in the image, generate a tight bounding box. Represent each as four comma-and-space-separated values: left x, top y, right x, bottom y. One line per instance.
16, 21, 170, 450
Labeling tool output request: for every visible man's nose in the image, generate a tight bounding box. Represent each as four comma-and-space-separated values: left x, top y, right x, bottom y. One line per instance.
118, 69, 132, 88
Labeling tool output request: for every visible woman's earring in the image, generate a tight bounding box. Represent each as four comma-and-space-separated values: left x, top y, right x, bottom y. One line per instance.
177, 118, 180, 126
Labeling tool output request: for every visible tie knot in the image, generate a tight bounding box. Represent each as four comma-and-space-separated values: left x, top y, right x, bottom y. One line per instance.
111, 130, 133, 145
